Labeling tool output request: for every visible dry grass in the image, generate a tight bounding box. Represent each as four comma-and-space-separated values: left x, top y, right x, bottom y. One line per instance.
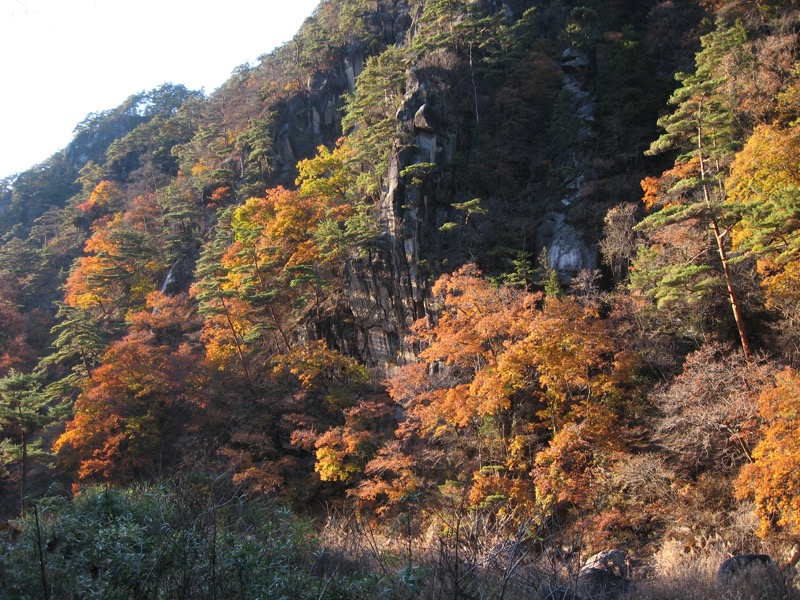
633, 537, 799, 600
317, 507, 800, 600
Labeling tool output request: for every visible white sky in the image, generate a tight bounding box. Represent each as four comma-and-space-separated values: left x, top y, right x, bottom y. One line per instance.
0, 0, 320, 180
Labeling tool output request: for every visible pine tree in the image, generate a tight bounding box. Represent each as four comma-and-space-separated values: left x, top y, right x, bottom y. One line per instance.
342, 45, 409, 194
0, 370, 54, 515
635, 21, 752, 360
43, 303, 105, 382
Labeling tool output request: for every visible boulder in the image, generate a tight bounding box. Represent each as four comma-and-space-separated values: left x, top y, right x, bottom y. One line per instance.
575, 549, 633, 599
716, 554, 786, 599
413, 104, 437, 133
580, 549, 629, 579
576, 568, 632, 599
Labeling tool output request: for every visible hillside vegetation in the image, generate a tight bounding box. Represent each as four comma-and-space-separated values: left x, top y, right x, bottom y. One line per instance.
2, 0, 800, 597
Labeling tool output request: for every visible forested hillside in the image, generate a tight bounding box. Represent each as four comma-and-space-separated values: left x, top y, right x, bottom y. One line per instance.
2, 0, 800, 597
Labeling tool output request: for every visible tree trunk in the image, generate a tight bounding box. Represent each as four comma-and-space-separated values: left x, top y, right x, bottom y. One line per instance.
697, 122, 752, 363
20, 431, 27, 516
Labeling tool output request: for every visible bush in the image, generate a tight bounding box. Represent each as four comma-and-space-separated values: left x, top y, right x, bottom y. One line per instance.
0, 481, 383, 599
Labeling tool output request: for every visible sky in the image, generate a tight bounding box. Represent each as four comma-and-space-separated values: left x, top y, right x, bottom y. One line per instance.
0, 0, 321, 180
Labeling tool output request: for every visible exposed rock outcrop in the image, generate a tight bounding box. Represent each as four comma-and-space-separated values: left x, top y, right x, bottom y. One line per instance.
272, 48, 366, 185
339, 59, 461, 372
534, 46, 599, 281
538, 212, 598, 276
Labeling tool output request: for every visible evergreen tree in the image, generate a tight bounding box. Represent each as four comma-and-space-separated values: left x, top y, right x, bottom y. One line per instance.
0, 370, 54, 515
342, 45, 409, 194
41, 303, 106, 394
634, 20, 752, 360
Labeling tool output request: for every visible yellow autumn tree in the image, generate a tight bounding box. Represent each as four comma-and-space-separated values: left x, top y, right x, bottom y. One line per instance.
194, 138, 373, 377
727, 123, 800, 338
735, 368, 800, 537
64, 195, 165, 319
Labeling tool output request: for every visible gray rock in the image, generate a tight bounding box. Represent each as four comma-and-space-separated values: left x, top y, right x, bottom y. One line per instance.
580, 549, 629, 579
413, 104, 437, 133
537, 212, 598, 278
716, 554, 786, 599
576, 568, 632, 599
561, 47, 590, 73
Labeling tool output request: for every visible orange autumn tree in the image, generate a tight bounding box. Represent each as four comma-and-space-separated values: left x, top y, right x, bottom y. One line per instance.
356, 264, 533, 511
389, 264, 533, 437
191, 140, 379, 491
64, 194, 166, 319
495, 295, 635, 511
735, 368, 800, 537
369, 265, 637, 514
54, 292, 204, 484
522, 297, 636, 509
76, 180, 126, 221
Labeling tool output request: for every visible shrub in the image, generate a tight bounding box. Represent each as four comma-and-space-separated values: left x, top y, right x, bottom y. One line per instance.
0, 481, 383, 599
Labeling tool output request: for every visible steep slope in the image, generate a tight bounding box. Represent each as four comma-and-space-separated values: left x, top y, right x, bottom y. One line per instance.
0, 0, 706, 498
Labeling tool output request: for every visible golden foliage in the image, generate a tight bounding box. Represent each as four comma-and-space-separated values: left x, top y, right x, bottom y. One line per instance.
382, 266, 638, 513
735, 368, 800, 537
76, 180, 125, 216
64, 196, 165, 317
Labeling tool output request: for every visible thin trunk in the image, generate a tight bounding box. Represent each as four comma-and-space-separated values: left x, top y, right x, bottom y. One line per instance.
469, 42, 480, 125
219, 295, 252, 383
34, 506, 50, 600
20, 432, 27, 516
210, 499, 218, 600
80, 349, 93, 378
249, 247, 292, 351
697, 115, 752, 363
267, 305, 292, 350
17, 403, 26, 516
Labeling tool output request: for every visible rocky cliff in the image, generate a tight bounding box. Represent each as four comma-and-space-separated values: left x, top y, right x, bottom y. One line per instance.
262, 0, 683, 373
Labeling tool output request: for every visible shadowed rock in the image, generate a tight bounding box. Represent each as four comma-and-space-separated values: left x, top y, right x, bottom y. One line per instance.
576, 568, 632, 599
580, 549, 629, 579
539, 584, 577, 600
716, 554, 787, 599
574, 549, 634, 599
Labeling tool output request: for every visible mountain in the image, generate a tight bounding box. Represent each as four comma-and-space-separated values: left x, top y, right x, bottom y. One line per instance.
2, 1, 800, 597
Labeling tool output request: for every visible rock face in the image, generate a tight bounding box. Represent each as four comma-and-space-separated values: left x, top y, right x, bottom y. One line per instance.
323, 24, 601, 371
263, 19, 443, 373
536, 46, 598, 281
160, 255, 196, 296
342, 70, 456, 372
272, 48, 366, 185
538, 213, 598, 276
269, 3, 609, 371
